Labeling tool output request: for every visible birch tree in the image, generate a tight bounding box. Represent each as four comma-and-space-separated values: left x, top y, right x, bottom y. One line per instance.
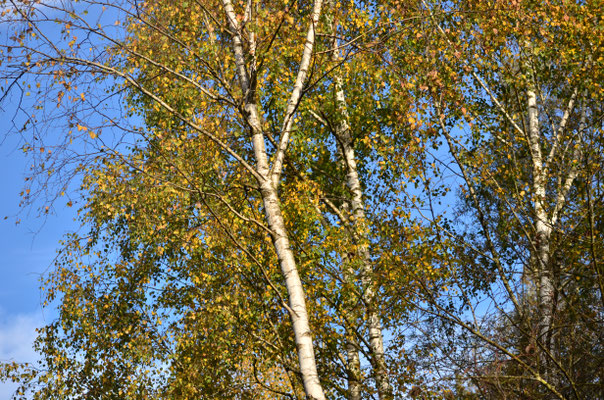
0, 0, 424, 398
0, 0, 328, 398
396, 0, 604, 397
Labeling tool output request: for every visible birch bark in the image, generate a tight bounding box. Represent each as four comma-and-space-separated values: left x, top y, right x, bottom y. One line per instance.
527, 87, 555, 353
322, 5, 362, 399
260, 180, 326, 400
221, 1, 326, 398
527, 84, 585, 367
329, 37, 393, 400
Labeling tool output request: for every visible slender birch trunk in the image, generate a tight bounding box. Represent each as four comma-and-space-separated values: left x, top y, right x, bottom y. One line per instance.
527, 87, 555, 354
221, 1, 326, 398
328, 35, 393, 400
527, 110, 555, 380
333, 79, 392, 399
323, 5, 362, 399
341, 258, 362, 400
527, 85, 586, 389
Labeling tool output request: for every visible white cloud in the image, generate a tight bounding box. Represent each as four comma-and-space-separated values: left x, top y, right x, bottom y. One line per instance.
0, 310, 44, 399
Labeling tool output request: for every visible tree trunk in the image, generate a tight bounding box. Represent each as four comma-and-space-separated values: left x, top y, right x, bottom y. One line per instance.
332, 58, 393, 400
260, 179, 326, 400
344, 308, 362, 400
527, 87, 556, 364
221, 1, 326, 398
324, 5, 363, 399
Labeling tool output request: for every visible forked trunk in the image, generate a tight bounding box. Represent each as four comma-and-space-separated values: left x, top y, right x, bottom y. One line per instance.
221, 0, 327, 398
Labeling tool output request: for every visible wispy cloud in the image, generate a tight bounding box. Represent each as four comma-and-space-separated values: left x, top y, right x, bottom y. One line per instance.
0, 309, 44, 399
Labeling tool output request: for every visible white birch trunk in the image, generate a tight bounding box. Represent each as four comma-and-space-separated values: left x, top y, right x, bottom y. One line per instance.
342, 258, 362, 400
260, 179, 326, 400
345, 335, 362, 400
527, 87, 555, 355
323, 5, 363, 399
221, 1, 326, 398
331, 54, 392, 400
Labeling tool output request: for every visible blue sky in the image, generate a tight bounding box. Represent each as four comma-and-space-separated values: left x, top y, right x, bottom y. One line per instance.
0, 2, 137, 393
0, 131, 77, 398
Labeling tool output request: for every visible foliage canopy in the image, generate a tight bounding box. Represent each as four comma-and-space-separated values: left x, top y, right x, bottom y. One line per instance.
0, 0, 602, 399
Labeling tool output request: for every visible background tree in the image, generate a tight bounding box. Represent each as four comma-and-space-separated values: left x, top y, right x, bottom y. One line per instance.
392, 0, 604, 398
